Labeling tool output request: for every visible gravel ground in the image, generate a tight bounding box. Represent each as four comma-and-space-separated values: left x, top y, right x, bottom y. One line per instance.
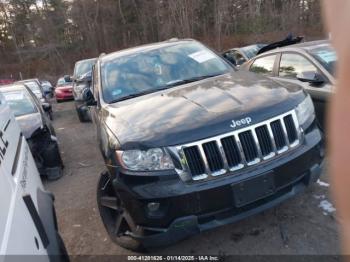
45, 101, 341, 257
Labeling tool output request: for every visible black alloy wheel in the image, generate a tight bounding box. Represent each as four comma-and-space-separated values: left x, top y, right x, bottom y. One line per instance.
97, 171, 145, 252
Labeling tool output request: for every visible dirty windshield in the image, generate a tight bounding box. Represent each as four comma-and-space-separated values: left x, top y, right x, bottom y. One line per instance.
1, 90, 38, 117
101, 42, 231, 103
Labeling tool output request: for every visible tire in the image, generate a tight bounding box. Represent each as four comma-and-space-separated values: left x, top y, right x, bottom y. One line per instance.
97, 171, 145, 252
76, 106, 91, 123
76, 107, 86, 122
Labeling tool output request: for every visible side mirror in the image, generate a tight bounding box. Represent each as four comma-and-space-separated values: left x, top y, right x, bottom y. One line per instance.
42, 102, 51, 112
297, 71, 325, 85
82, 88, 97, 106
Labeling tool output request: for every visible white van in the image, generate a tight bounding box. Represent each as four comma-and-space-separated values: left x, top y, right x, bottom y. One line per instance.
0, 97, 68, 261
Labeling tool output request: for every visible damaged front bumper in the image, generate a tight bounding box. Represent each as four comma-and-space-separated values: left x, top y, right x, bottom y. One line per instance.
128, 164, 321, 248
111, 126, 324, 248
27, 127, 64, 180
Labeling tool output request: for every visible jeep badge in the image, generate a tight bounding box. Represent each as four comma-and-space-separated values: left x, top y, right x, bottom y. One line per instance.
230, 117, 252, 128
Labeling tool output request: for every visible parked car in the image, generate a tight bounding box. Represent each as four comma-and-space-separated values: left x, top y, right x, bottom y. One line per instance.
222, 43, 267, 66
222, 35, 303, 67
55, 76, 74, 102
16, 79, 53, 120
72, 58, 96, 122
83, 39, 324, 251
0, 78, 15, 86
41, 80, 54, 98
0, 94, 68, 260
240, 40, 334, 128
0, 83, 63, 180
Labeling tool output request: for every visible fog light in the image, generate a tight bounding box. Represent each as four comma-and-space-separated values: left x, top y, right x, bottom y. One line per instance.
147, 202, 160, 212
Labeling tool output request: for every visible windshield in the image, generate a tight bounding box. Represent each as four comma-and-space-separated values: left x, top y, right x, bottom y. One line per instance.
241, 44, 267, 59
74, 59, 96, 78
57, 77, 70, 86
1, 90, 38, 117
101, 42, 231, 103
309, 44, 337, 76
23, 81, 43, 98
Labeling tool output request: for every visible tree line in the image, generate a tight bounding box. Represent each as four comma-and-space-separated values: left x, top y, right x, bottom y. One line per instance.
0, 0, 325, 82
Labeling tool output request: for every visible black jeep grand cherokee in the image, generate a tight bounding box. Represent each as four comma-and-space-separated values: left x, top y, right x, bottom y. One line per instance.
85, 39, 324, 251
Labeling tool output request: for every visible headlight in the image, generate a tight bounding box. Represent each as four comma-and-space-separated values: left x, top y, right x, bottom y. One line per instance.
119, 148, 174, 171
295, 95, 315, 126
40, 98, 46, 103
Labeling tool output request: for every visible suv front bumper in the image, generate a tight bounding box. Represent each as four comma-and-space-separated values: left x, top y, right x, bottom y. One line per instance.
112, 126, 324, 248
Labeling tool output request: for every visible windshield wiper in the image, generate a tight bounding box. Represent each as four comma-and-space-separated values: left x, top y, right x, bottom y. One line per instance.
164, 73, 223, 88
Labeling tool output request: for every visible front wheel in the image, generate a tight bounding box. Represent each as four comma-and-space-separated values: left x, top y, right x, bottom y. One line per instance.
97, 171, 145, 252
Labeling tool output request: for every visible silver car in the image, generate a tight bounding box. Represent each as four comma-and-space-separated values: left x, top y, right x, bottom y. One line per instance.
240, 40, 335, 128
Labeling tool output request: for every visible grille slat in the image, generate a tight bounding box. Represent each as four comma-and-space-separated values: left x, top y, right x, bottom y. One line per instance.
284, 115, 298, 143
183, 146, 205, 176
177, 111, 300, 181
238, 131, 258, 163
203, 142, 224, 172
221, 136, 242, 167
256, 126, 273, 157
271, 120, 287, 150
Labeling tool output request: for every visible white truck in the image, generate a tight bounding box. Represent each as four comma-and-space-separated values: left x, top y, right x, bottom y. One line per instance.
0, 97, 68, 261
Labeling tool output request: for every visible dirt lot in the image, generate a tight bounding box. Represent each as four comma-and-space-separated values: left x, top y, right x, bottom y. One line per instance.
46, 101, 341, 256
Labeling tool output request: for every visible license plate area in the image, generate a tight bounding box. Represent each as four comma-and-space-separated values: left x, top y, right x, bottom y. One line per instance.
232, 172, 275, 207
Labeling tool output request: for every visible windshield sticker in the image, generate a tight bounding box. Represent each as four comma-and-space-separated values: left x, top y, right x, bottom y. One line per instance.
189, 50, 216, 63
3, 92, 24, 101
111, 89, 122, 96
316, 50, 337, 63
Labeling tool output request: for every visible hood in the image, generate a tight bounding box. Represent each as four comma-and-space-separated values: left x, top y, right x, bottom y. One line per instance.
104, 71, 306, 149
16, 112, 43, 138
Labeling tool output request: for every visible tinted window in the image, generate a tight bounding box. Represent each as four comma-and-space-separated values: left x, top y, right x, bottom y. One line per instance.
1, 90, 38, 117
101, 42, 231, 103
250, 55, 276, 76
279, 53, 317, 78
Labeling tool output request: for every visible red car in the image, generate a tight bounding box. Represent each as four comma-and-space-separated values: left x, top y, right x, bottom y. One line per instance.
55, 76, 74, 102
0, 79, 15, 86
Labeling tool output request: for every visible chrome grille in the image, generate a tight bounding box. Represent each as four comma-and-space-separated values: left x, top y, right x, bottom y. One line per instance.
169, 110, 302, 182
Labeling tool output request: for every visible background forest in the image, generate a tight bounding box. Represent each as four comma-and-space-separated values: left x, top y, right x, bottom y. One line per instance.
0, 0, 325, 81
